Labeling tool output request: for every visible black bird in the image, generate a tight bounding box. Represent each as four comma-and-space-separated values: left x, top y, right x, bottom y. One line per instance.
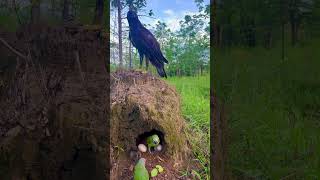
127, 10, 168, 78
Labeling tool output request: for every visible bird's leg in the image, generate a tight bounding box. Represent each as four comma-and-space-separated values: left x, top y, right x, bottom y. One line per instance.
139, 55, 143, 69
148, 146, 151, 153
145, 58, 152, 76
145, 58, 149, 71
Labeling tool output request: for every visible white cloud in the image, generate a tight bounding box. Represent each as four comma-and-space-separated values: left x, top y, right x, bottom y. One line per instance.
165, 17, 181, 31
163, 9, 174, 16
161, 10, 199, 32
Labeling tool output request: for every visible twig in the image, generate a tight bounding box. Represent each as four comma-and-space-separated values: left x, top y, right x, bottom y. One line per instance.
138, 14, 157, 19
120, 14, 156, 20
74, 51, 99, 128
27, 47, 48, 95
0, 37, 27, 59
74, 51, 85, 82
110, 73, 120, 81
279, 172, 298, 180
157, 156, 164, 162
13, 0, 22, 25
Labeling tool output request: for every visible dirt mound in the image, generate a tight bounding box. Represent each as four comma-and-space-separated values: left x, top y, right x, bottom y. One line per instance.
0, 24, 109, 180
110, 70, 193, 179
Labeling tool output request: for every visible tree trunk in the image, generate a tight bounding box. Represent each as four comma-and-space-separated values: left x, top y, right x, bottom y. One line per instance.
290, 16, 299, 46
30, 0, 40, 24
245, 20, 256, 47
291, 22, 295, 46
282, 20, 285, 61
50, 0, 55, 17
264, 26, 272, 49
62, 0, 71, 22
93, 0, 104, 25
213, 0, 218, 47
289, 0, 300, 46
211, 90, 229, 180
13, 0, 22, 25
117, 0, 123, 67
129, 42, 132, 69
281, 0, 286, 60
219, 26, 223, 47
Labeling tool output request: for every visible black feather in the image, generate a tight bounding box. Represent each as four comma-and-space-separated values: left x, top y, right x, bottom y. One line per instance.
127, 10, 169, 78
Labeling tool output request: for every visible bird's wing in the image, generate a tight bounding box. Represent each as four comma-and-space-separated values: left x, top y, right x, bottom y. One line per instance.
135, 28, 167, 66
129, 31, 137, 47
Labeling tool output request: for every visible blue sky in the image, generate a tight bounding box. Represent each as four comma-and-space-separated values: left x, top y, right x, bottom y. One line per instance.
138, 0, 210, 31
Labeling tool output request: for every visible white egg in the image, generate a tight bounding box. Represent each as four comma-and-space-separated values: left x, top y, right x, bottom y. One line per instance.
138, 144, 147, 153
155, 144, 162, 152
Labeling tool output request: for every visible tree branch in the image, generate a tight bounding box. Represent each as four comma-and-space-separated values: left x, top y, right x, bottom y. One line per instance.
120, 14, 156, 20
0, 37, 27, 59
138, 14, 156, 19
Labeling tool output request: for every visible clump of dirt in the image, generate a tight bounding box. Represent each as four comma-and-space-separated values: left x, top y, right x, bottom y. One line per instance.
0, 24, 109, 180
110, 70, 194, 179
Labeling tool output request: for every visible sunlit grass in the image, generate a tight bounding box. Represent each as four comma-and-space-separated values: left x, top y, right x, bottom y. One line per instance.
166, 74, 210, 179
214, 41, 320, 179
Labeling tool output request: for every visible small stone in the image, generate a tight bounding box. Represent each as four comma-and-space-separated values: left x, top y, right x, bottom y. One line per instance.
129, 165, 134, 171
6, 126, 21, 137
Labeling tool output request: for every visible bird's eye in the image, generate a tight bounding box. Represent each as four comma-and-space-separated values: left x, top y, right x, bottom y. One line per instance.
153, 140, 158, 144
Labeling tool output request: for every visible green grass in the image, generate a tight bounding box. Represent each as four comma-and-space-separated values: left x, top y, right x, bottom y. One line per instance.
214, 41, 320, 179
166, 74, 210, 179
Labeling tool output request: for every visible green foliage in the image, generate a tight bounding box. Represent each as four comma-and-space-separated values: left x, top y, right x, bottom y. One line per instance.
154, 12, 210, 77
0, 0, 109, 31
0, 2, 31, 31
166, 74, 210, 179
214, 40, 320, 179
215, 0, 320, 47
150, 168, 158, 177
0, 13, 19, 32
110, 0, 210, 76
77, 0, 96, 24
155, 165, 164, 173
111, 0, 146, 11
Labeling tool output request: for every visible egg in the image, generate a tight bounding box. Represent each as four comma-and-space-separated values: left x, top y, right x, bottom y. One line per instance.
138, 144, 147, 153
155, 144, 162, 152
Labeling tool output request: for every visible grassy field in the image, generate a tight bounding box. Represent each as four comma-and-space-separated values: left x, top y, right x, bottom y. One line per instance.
166, 74, 210, 179
214, 41, 320, 179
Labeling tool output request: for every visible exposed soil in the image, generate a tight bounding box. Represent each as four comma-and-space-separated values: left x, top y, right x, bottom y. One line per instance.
0, 24, 109, 180
110, 70, 199, 179
115, 152, 189, 180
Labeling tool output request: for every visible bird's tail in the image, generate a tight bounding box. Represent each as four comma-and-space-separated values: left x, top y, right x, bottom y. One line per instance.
161, 54, 169, 64
157, 66, 167, 78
